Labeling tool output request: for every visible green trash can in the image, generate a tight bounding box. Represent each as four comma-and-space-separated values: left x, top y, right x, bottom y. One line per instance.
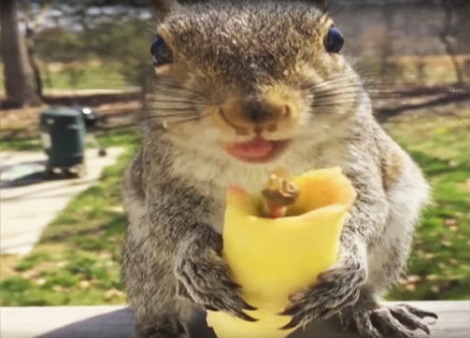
40, 107, 86, 178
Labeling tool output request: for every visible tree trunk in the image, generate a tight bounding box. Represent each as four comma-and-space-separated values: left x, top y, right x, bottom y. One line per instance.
25, 27, 44, 99
1, 0, 42, 107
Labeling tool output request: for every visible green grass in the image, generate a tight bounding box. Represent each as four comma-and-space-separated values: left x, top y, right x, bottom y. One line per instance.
385, 113, 470, 300
40, 63, 128, 91
0, 127, 140, 152
0, 62, 128, 92
0, 134, 139, 306
0, 112, 469, 306
0, 138, 43, 151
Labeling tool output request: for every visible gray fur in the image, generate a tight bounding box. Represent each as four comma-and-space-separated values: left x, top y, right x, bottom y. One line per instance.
123, 1, 436, 337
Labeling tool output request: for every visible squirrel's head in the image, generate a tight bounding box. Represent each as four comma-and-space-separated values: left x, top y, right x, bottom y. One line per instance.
146, 0, 363, 166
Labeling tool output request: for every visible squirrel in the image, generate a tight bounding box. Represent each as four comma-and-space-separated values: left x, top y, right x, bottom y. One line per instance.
122, 1, 438, 337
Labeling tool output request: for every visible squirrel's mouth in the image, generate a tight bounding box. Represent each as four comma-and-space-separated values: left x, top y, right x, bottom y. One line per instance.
222, 138, 290, 163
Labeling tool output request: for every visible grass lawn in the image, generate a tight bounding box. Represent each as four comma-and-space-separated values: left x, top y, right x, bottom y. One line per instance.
0, 62, 127, 93
0, 108, 469, 306
0, 127, 140, 152
41, 62, 128, 91
385, 110, 470, 300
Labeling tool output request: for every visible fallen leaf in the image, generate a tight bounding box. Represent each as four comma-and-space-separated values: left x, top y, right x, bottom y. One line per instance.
35, 278, 46, 285
103, 288, 125, 301
79, 280, 91, 289
405, 284, 416, 291
441, 240, 452, 247
108, 206, 124, 213
406, 275, 422, 284
449, 258, 459, 265
424, 253, 435, 260
426, 274, 439, 281
444, 218, 459, 227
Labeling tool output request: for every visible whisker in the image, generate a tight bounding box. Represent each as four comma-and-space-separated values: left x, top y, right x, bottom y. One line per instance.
151, 82, 208, 99
312, 99, 358, 106
145, 99, 198, 105
146, 107, 199, 112
142, 113, 211, 126
312, 103, 357, 109
147, 92, 202, 102
312, 82, 361, 90
168, 114, 210, 126
313, 86, 361, 93
145, 112, 200, 118
313, 92, 361, 101
302, 78, 361, 92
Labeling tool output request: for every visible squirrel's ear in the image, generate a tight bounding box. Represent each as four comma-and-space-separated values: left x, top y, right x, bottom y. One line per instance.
151, 0, 179, 20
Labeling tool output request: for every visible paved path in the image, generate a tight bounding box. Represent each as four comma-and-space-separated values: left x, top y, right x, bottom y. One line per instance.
0, 147, 125, 255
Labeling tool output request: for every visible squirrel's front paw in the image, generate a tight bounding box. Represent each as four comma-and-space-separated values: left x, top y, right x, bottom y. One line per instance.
175, 233, 256, 322
340, 303, 438, 338
281, 260, 366, 329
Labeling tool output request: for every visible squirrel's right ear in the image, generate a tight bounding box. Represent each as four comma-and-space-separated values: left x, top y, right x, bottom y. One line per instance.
151, 0, 179, 20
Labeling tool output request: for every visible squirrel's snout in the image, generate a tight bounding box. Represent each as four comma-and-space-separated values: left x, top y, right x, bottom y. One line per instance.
243, 99, 291, 125
214, 92, 301, 136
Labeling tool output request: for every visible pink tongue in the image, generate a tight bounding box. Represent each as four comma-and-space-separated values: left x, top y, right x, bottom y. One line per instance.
225, 139, 274, 159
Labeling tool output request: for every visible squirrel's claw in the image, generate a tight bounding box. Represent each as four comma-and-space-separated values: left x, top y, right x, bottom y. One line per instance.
280, 260, 366, 330
177, 262, 258, 321
340, 303, 437, 338
175, 233, 257, 322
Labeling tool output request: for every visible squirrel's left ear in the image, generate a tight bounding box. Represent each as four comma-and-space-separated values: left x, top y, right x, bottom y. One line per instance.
151, 0, 179, 20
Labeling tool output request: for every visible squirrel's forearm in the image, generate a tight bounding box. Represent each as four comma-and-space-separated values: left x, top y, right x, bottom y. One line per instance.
342, 146, 390, 245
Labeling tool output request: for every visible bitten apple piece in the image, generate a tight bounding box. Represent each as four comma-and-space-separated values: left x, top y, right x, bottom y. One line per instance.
206, 167, 357, 338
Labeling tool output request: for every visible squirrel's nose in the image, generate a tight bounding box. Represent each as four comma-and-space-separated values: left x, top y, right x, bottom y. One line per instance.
243, 99, 291, 125
215, 92, 300, 136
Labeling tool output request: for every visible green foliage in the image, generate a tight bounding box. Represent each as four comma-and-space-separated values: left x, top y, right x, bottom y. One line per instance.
34, 28, 87, 63
33, 16, 153, 88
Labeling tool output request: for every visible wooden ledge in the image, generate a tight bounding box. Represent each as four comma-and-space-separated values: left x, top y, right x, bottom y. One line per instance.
1, 301, 469, 338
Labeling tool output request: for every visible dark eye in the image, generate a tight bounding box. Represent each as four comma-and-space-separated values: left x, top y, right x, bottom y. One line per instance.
150, 36, 173, 66
324, 26, 344, 53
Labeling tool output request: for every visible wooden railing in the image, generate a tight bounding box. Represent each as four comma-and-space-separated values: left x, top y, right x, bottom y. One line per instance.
1, 301, 468, 338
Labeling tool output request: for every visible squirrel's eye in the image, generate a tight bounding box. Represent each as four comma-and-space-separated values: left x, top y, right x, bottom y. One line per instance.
150, 36, 173, 66
324, 26, 344, 54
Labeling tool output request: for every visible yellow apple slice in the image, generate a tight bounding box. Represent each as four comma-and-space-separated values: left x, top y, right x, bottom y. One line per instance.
206, 167, 357, 338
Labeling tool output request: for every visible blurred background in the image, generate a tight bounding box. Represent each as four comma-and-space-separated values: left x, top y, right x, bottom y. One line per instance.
0, 0, 469, 306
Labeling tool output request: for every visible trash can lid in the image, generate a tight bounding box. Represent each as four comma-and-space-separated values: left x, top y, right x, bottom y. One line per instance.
41, 107, 82, 118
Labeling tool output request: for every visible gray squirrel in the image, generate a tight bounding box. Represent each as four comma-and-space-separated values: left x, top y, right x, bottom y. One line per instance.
122, 0, 437, 337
